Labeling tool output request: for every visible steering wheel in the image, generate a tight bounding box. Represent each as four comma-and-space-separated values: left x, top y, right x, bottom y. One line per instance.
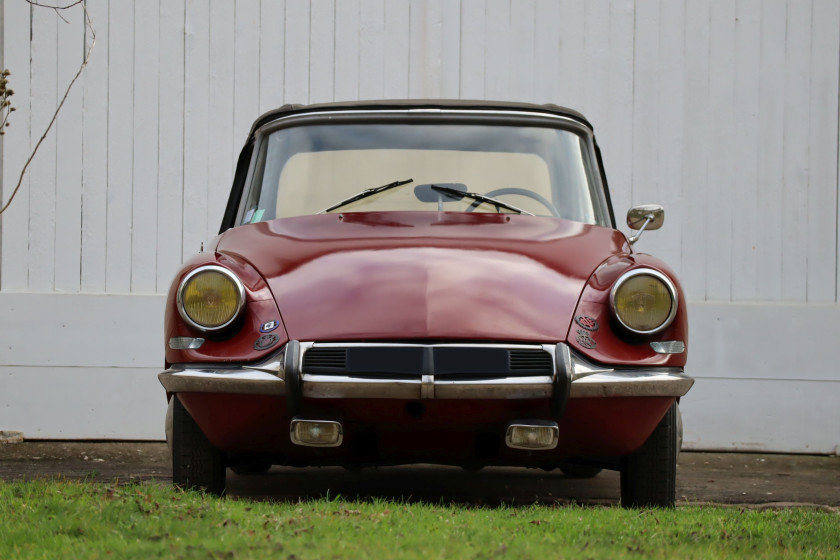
466, 187, 561, 217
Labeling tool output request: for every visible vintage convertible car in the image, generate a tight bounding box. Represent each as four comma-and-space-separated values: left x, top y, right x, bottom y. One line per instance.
159, 100, 692, 507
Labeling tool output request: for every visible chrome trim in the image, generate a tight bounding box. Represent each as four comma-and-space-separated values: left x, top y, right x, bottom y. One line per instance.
434, 376, 554, 399
420, 374, 435, 399
241, 357, 285, 375
569, 354, 615, 380
159, 341, 693, 400
298, 373, 556, 400
158, 368, 285, 395
300, 374, 420, 399
299, 341, 553, 351
570, 369, 693, 398
176, 265, 246, 333
626, 204, 665, 244
627, 204, 665, 231
609, 268, 679, 336
566, 350, 692, 396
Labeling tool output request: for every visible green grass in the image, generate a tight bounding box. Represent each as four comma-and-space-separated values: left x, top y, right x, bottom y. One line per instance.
1, 480, 837, 559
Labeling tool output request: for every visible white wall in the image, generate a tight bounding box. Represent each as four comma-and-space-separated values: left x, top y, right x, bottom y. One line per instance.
0, 0, 838, 452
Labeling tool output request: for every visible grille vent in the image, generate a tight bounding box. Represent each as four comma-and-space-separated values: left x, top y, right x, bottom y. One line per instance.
509, 350, 553, 371
303, 348, 347, 370
303, 346, 552, 375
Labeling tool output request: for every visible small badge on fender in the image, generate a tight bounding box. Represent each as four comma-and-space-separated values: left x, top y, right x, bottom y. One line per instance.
254, 333, 279, 351
260, 320, 279, 333
575, 329, 597, 349
575, 315, 599, 332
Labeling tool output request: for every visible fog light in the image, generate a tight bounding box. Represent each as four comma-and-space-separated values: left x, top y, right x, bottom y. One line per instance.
290, 419, 343, 447
505, 421, 559, 450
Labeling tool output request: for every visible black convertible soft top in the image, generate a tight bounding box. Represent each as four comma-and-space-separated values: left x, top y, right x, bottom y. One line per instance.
248, 99, 593, 140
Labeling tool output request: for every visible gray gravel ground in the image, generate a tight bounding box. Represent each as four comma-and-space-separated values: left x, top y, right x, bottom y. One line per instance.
1, 442, 837, 509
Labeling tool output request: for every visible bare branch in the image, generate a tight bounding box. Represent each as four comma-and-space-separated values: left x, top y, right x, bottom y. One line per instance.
0, 1, 95, 216
23, 0, 84, 8
24, 0, 85, 23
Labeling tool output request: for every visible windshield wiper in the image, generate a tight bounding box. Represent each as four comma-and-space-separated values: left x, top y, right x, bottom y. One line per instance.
318, 178, 414, 214
430, 185, 534, 216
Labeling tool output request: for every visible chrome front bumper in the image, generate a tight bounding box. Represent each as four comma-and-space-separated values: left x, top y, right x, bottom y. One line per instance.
159, 341, 693, 401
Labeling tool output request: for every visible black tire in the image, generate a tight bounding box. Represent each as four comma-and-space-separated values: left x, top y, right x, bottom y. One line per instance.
560, 464, 602, 478
620, 402, 677, 508
172, 396, 226, 495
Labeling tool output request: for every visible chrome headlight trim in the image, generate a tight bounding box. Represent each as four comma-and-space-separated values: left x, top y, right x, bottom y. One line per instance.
609, 268, 678, 336
176, 265, 246, 333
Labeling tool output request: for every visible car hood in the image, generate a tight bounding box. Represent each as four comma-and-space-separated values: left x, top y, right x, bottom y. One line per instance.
216, 212, 627, 342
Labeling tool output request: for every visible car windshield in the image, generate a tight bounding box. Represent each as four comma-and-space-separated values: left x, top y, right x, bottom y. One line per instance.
240, 121, 606, 225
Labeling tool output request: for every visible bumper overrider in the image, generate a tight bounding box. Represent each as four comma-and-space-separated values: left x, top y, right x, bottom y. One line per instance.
160, 341, 692, 449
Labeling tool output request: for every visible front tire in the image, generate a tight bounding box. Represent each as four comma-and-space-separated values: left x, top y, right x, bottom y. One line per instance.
620, 402, 678, 508
172, 396, 226, 495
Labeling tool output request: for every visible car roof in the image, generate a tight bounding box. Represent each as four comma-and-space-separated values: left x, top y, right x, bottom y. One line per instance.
248, 99, 593, 139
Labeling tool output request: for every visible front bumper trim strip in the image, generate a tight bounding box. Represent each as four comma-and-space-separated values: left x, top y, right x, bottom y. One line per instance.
158, 342, 693, 400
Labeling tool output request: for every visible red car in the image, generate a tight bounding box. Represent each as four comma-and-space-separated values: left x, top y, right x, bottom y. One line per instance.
159, 100, 692, 507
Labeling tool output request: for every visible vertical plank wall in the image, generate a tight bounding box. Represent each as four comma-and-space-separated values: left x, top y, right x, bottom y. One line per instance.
0, 0, 838, 450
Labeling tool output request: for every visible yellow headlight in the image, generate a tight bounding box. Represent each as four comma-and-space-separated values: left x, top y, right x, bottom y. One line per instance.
610, 269, 677, 334
177, 266, 245, 331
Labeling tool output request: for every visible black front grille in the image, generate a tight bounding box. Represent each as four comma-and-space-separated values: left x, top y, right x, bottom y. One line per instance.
303, 348, 347, 370
301, 345, 553, 377
509, 349, 554, 371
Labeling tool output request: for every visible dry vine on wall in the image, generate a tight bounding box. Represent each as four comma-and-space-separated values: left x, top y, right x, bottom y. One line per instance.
0, 70, 14, 135
0, 0, 95, 216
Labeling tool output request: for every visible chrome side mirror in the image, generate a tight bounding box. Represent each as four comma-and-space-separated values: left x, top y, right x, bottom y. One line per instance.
626, 204, 664, 245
